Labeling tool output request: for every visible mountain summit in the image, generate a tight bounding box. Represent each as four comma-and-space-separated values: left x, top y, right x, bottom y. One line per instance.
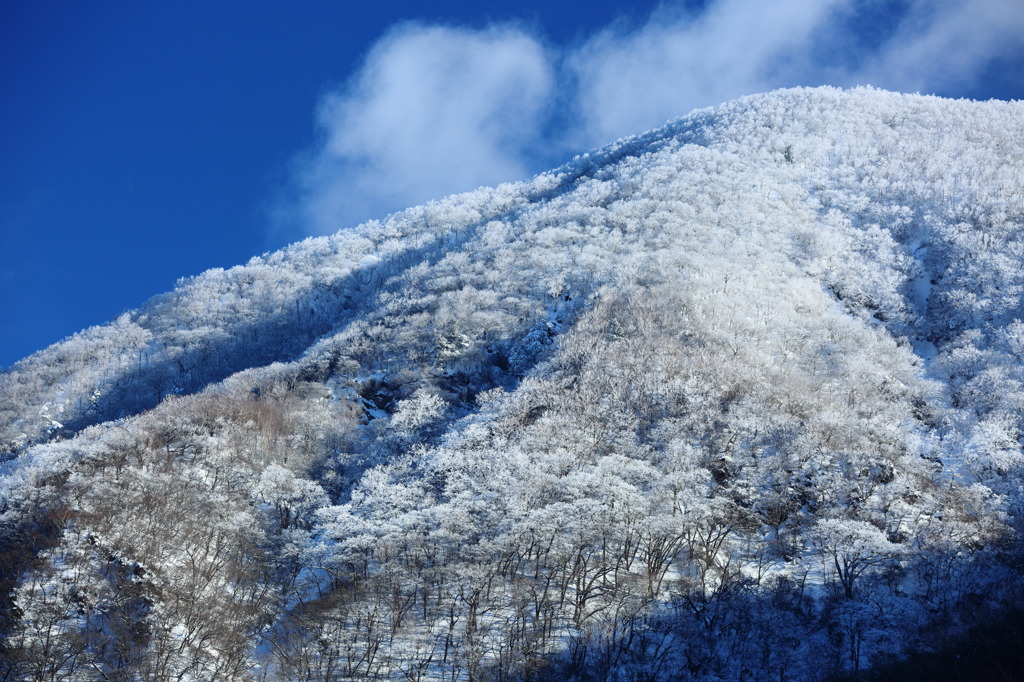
2, 87, 1024, 679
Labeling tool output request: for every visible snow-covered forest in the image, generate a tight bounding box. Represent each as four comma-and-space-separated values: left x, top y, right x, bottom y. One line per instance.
2, 86, 1024, 680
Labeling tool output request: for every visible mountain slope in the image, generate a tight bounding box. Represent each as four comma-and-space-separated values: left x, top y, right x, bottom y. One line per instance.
2, 87, 1023, 680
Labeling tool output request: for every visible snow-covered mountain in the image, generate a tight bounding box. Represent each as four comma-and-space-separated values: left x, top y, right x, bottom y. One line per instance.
2, 87, 1023, 680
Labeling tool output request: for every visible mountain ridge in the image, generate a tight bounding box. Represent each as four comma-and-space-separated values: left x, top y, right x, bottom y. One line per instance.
4, 86, 1021, 454
2, 86, 1023, 680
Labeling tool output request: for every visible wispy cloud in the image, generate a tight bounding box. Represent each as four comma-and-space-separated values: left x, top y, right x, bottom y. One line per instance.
279, 0, 1024, 237
285, 23, 553, 235
567, 0, 849, 147
845, 0, 1024, 95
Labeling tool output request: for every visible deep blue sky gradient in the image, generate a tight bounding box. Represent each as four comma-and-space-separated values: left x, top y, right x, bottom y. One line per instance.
1, 0, 1020, 368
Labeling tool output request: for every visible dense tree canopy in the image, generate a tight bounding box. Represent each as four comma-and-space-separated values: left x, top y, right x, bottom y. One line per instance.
2, 87, 1023, 680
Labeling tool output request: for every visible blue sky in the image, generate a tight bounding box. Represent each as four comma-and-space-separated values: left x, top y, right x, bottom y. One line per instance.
2, 0, 1022, 368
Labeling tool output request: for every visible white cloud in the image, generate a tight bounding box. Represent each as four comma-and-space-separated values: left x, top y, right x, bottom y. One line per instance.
567, 0, 850, 146
846, 0, 1024, 94
293, 23, 554, 235
280, 0, 1024, 237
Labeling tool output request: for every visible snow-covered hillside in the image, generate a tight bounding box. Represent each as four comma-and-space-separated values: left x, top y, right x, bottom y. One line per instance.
2, 87, 1023, 680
